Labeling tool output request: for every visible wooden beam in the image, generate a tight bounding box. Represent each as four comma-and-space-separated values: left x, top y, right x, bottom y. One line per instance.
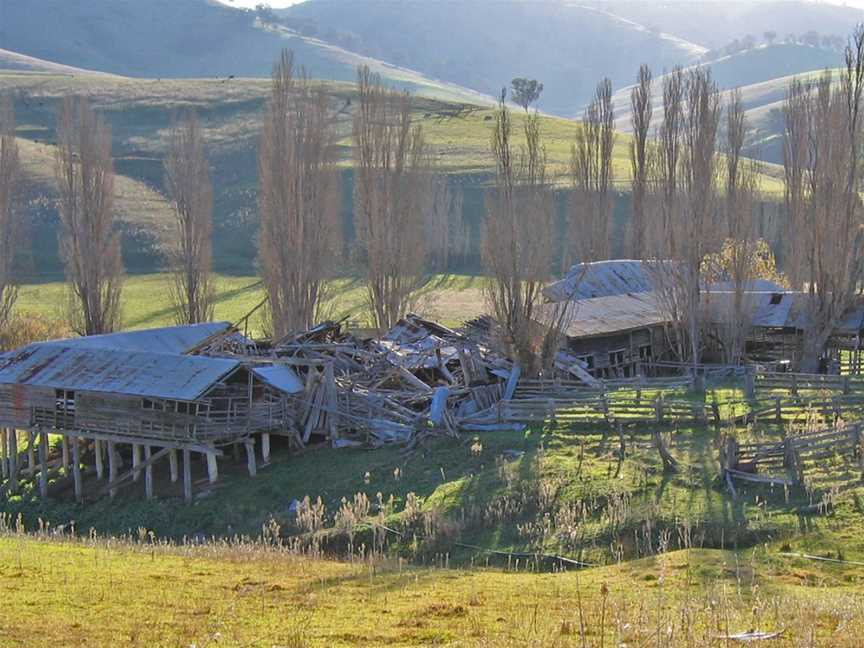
245, 439, 256, 477
71, 436, 82, 504
8, 429, 17, 493
100, 447, 171, 496
108, 441, 117, 499
38, 429, 48, 499
206, 451, 218, 484
144, 446, 154, 501
61, 435, 69, 475
261, 433, 270, 463
132, 444, 142, 483
169, 449, 178, 483
94, 439, 104, 480
183, 449, 192, 503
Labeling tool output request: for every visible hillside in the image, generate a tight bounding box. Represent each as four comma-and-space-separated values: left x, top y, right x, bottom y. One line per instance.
0, 0, 489, 105
1, 70, 785, 277
280, 0, 706, 116
0, 49, 108, 76
611, 44, 843, 163
596, 0, 864, 51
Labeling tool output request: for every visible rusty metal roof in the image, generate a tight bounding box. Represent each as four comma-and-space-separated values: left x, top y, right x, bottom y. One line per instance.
0, 343, 240, 400
539, 292, 667, 338
56, 322, 233, 354
544, 260, 654, 302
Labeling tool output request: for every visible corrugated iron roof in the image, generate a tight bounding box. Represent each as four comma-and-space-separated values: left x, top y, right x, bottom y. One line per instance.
56, 322, 233, 354
544, 260, 654, 302
538, 292, 666, 338
0, 343, 240, 400
252, 365, 304, 394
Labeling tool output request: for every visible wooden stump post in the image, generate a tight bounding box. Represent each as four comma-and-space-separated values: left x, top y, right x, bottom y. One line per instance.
744, 372, 756, 401
8, 430, 17, 493
791, 374, 799, 397
38, 429, 48, 499
144, 445, 154, 501
26, 430, 35, 476
132, 444, 142, 482
94, 439, 104, 480
182, 449, 192, 503
261, 433, 271, 463
245, 439, 257, 477
107, 441, 118, 499
61, 435, 69, 475
206, 451, 218, 484
169, 449, 178, 483
71, 436, 82, 504
775, 397, 782, 424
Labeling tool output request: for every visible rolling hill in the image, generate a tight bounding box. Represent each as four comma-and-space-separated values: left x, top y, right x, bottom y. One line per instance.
610, 43, 844, 163
279, 0, 707, 116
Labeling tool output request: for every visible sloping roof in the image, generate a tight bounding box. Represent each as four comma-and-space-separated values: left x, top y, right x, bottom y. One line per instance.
544, 260, 653, 302
0, 343, 240, 400
705, 291, 864, 334
252, 365, 304, 394
539, 292, 666, 339
55, 322, 233, 355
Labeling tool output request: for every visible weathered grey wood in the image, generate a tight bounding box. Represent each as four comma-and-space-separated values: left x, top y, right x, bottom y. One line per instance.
61, 435, 69, 474
8, 430, 17, 493
206, 451, 218, 484
144, 445, 154, 500
38, 429, 48, 499
1, 428, 8, 479
26, 430, 35, 476
94, 439, 104, 479
108, 441, 118, 499
100, 447, 171, 496
245, 439, 256, 477
132, 444, 142, 482
183, 449, 192, 503
71, 436, 82, 504
169, 449, 178, 483
261, 433, 271, 463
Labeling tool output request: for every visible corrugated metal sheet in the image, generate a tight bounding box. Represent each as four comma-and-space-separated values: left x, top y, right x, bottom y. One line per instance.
539, 292, 666, 338
544, 260, 653, 302
0, 343, 240, 400
252, 365, 304, 394
56, 322, 233, 354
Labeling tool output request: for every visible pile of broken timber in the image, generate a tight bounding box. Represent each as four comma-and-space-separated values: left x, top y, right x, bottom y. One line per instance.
721, 421, 864, 493
235, 316, 521, 447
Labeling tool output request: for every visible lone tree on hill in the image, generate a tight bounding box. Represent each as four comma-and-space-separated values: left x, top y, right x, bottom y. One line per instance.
0, 96, 21, 331
165, 109, 215, 325
54, 96, 123, 336
510, 78, 544, 111
259, 49, 342, 337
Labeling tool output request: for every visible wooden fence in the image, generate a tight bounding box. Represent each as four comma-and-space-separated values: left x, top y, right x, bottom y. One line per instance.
753, 371, 864, 396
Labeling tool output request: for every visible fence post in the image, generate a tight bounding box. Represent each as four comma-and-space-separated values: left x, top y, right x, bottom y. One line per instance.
775, 397, 782, 424
745, 371, 756, 401
791, 374, 799, 397
844, 375, 851, 395
654, 396, 664, 424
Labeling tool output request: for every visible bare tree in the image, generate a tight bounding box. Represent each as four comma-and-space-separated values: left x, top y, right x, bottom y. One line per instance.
715, 88, 760, 364
785, 26, 864, 371
259, 50, 342, 337
54, 96, 123, 336
426, 175, 465, 272
165, 109, 215, 325
628, 64, 653, 259
782, 78, 809, 289
483, 91, 557, 372
569, 77, 615, 265
353, 65, 435, 331
0, 96, 21, 329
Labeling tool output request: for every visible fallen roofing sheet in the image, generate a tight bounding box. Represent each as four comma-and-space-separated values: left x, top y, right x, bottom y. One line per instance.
55, 322, 233, 355
252, 365, 304, 394
0, 343, 240, 400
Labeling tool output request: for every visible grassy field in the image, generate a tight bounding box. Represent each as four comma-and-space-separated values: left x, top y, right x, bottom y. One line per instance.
1, 526, 864, 646
14, 272, 488, 333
